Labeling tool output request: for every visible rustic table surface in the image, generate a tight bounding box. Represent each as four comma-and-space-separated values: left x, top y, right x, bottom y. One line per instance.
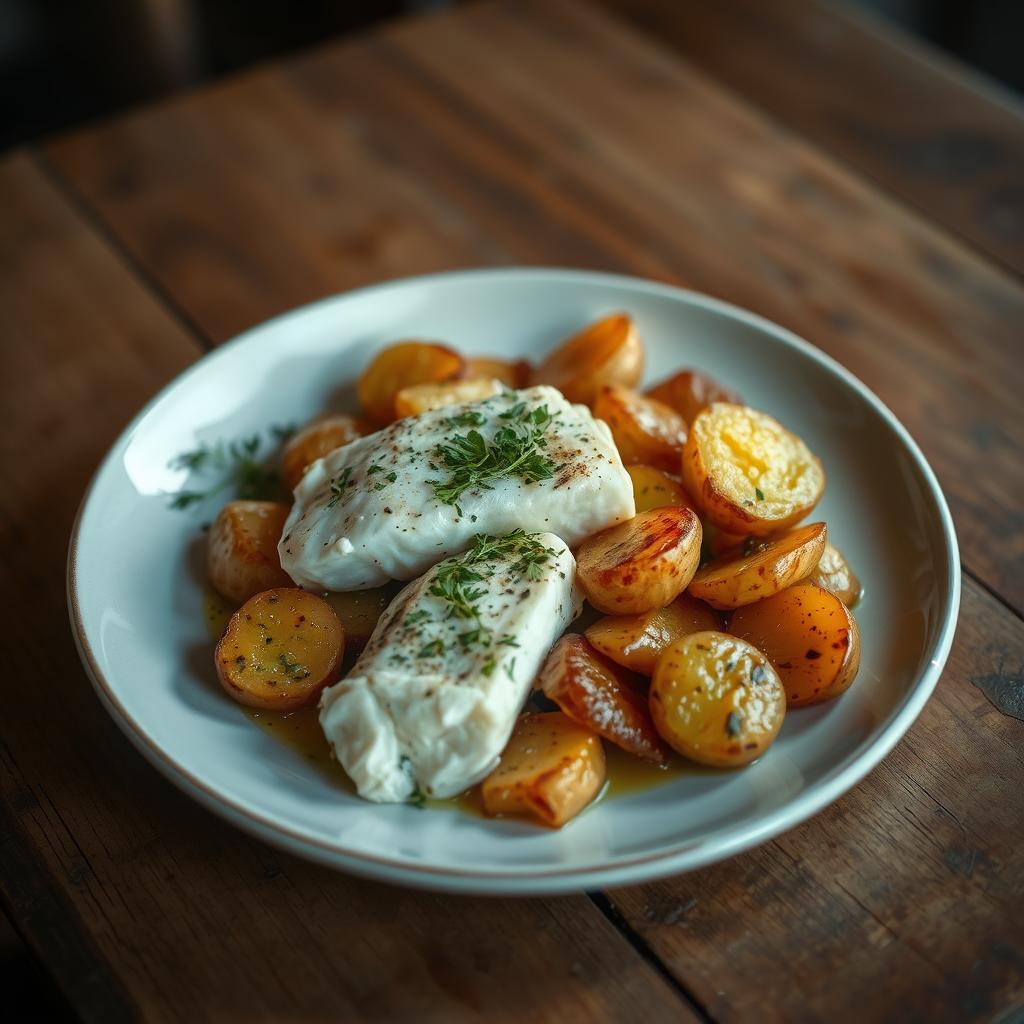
3, 1, 1022, 1020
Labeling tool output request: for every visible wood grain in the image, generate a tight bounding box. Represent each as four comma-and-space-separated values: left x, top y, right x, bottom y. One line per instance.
44, 0, 1024, 613
601, 0, 1024, 277
0, 152, 696, 1022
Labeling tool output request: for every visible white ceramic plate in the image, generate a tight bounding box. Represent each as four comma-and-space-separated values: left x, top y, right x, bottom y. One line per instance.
68, 269, 959, 895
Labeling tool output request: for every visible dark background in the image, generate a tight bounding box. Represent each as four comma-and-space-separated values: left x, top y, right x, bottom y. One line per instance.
1, 0, 1022, 152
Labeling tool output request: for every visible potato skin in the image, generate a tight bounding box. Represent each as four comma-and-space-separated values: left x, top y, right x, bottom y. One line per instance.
394, 377, 502, 418
593, 386, 687, 472
539, 634, 668, 763
281, 415, 368, 492
683, 403, 825, 536
481, 712, 606, 827
531, 314, 643, 406
803, 542, 861, 607
357, 341, 465, 425
688, 522, 827, 610
730, 583, 860, 707
646, 369, 742, 426
649, 631, 786, 767
626, 464, 692, 513
207, 501, 293, 605
585, 595, 721, 676
576, 506, 702, 614
323, 587, 394, 657
464, 356, 531, 388
215, 588, 345, 710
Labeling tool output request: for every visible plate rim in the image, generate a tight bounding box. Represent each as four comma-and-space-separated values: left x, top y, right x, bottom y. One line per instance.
67, 266, 961, 895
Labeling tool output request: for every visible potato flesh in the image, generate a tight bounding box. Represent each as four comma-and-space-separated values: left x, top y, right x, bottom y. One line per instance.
207, 501, 293, 605
464, 356, 531, 389
531, 314, 643, 406
323, 587, 394, 657
683, 403, 824, 536
729, 584, 860, 707
215, 588, 344, 710
593, 386, 687, 472
646, 369, 742, 426
688, 522, 827, 610
394, 377, 502, 418
481, 712, 606, 827
357, 341, 465, 425
650, 631, 786, 767
576, 506, 702, 614
804, 542, 861, 607
281, 415, 367, 492
627, 464, 691, 513
539, 634, 668, 763
585, 595, 721, 675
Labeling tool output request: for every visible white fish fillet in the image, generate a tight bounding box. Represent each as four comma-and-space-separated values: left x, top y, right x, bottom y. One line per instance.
319, 532, 579, 802
279, 386, 634, 591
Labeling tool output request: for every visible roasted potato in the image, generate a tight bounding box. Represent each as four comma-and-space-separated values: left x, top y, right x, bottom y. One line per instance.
704, 525, 750, 559
465, 356, 531, 389
281, 415, 369, 492
593, 386, 687, 472
682, 403, 825, 537
539, 634, 668, 763
576, 506, 702, 614
531, 314, 643, 405
215, 588, 345, 710
585, 594, 721, 675
729, 583, 860, 707
803, 542, 861, 607
688, 522, 827, 610
207, 501, 293, 605
323, 587, 393, 657
357, 341, 465, 425
649, 631, 786, 767
394, 377, 502, 418
627, 464, 692, 513
481, 712, 606, 827
646, 368, 742, 426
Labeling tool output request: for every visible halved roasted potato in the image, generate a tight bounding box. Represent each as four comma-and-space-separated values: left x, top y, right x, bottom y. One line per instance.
481, 712, 606, 827
576, 506, 702, 614
688, 522, 827, 610
803, 542, 861, 607
682, 403, 825, 536
465, 356, 531, 389
729, 583, 860, 707
323, 587, 394, 657
593, 386, 687, 472
357, 341, 465, 425
646, 368, 742, 426
394, 377, 502, 418
585, 594, 721, 675
649, 630, 786, 767
215, 588, 345, 710
539, 634, 668, 763
626, 464, 692, 513
281, 414, 369, 492
207, 500, 293, 605
531, 314, 643, 406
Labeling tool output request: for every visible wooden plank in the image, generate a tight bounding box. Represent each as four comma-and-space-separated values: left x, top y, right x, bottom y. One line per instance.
608, 575, 1024, 1023
0, 159, 696, 1020
42, 0, 1024, 614
600, 0, 1024, 277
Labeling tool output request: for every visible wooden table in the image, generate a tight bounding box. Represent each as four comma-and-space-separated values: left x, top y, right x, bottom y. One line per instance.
3, 1, 1022, 1019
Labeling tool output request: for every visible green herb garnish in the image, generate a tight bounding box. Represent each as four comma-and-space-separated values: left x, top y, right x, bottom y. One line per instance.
755, 487, 765, 501
325, 466, 354, 508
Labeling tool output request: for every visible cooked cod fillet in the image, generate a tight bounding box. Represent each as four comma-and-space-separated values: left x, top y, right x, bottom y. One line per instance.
279, 386, 634, 591
319, 531, 579, 802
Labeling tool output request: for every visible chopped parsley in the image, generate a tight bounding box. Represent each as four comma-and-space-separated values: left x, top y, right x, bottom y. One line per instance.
755, 487, 765, 501
325, 466, 354, 508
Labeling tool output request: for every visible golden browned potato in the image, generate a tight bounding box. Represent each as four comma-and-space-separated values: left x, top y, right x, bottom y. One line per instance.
704, 525, 750, 559
480, 712, 606, 827
688, 522, 827, 610
357, 341, 465, 425
465, 356, 531, 389
593, 386, 687, 472
215, 589, 345, 710
682, 403, 825, 537
646, 368, 742, 426
207, 501, 293, 605
531, 314, 643, 405
626, 464, 692, 513
729, 584, 860, 707
539, 634, 668, 763
323, 587, 393, 657
649, 631, 786, 767
281, 415, 369, 492
585, 594, 721, 675
394, 377, 502, 418
803, 542, 861, 607
576, 506, 702, 614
